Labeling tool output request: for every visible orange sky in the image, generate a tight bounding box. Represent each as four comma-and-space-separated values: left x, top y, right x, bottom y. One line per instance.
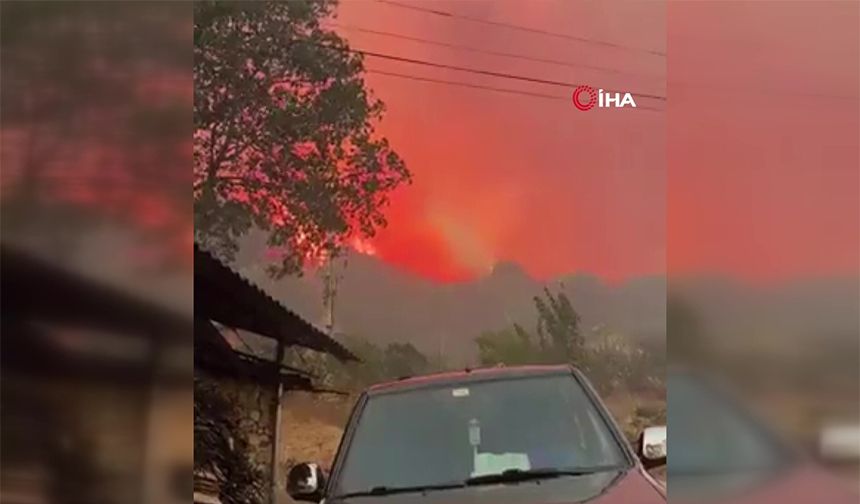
666, 1, 859, 282
335, 1, 858, 283
337, 0, 667, 282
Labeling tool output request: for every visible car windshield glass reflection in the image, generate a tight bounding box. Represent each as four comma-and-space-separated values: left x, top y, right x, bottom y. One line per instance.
668, 374, 787, 475
335, 374, 626, 496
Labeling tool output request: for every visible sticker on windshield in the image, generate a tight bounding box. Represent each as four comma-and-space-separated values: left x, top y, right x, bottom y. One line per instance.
452, 387, 470, 397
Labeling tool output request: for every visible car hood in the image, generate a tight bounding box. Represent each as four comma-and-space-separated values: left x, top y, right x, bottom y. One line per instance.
327, 468, 665, 504
669, 464, 858, 504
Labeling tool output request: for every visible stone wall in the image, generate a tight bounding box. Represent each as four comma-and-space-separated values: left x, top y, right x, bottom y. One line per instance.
216, 377, 277, 482
206, 379, 348, 503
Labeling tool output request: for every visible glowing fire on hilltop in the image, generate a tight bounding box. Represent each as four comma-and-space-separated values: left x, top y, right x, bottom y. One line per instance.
264, 233, 378, 270
350, 236, 377, 256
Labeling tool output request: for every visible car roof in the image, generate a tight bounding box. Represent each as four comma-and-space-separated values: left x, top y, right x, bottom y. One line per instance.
367, 364, 574, 395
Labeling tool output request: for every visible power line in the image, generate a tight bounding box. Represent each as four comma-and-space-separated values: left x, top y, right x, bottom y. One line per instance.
365, 68, 666, 112
330, 22, 664, 79
669, 80, 860, 103
316, 43, 667, 102
367, 68, 561, 100
315, 30, 853, 105
375, 0, 666, 57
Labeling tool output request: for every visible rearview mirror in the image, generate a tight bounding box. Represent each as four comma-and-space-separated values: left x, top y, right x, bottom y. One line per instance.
286, 462, 325, 502
638, 425, 667, 469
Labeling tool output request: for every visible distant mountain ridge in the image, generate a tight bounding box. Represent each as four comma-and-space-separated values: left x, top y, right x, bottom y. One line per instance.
233, 241, 858, 364
237, 249, 667, 360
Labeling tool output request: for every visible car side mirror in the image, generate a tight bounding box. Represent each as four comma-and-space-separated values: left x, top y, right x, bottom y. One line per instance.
638, 425, 667, 470
818, 423, 860, 464
286, 462, 325, 502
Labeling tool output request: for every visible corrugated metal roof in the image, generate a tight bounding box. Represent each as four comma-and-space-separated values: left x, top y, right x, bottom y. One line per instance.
1, 245, 192, 340
194, 244, 357, 362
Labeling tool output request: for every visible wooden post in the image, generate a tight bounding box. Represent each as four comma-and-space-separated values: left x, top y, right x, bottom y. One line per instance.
270, 338, 285, 504
141, 338, 163, 504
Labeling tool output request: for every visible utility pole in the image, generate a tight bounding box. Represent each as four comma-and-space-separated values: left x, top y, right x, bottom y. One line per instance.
323, 244, 347, 339
270, 337, 285, 504
325, 252, 336, 337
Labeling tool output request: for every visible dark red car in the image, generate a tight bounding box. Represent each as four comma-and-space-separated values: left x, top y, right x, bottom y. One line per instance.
287, 365, 666, 504
667, 371, 858, 504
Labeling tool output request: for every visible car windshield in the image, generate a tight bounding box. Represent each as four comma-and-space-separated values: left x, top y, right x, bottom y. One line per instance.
334, 373, 626, 496
668, 374, 788, 475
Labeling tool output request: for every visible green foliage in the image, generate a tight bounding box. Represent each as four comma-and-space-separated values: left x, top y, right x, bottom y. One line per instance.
476, 289, 583, 367
475, 325, 544, 366
194, 377, 265, 504
534, 288, 584, 364
383, 342, 430, 379
581, 328, 663, 396
337, 335, 388, 386
194, 0, 410, 276
474, 288, 664, 396
624, 403, 668, 443
308, 337, 439, 391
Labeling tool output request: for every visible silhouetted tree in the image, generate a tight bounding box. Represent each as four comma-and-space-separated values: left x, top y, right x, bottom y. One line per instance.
474, 289, 583, 367
1, 2, 191, 264
667, 293, 707, 366
534, 288, 584, 365
473, 288, 664, 396
194, 0, 410, 276
383, 343, 430, 379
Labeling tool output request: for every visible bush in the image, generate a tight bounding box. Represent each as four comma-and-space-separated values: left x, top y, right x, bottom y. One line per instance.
194, 377, 265, 504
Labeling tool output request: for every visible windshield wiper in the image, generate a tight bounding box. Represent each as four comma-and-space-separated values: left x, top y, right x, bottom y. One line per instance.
336, 482, 466, 499
466, 466, 623, 486
336, 466, 624, 497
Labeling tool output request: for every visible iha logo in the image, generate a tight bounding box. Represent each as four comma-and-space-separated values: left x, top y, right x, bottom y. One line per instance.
572, 85, 637, 110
